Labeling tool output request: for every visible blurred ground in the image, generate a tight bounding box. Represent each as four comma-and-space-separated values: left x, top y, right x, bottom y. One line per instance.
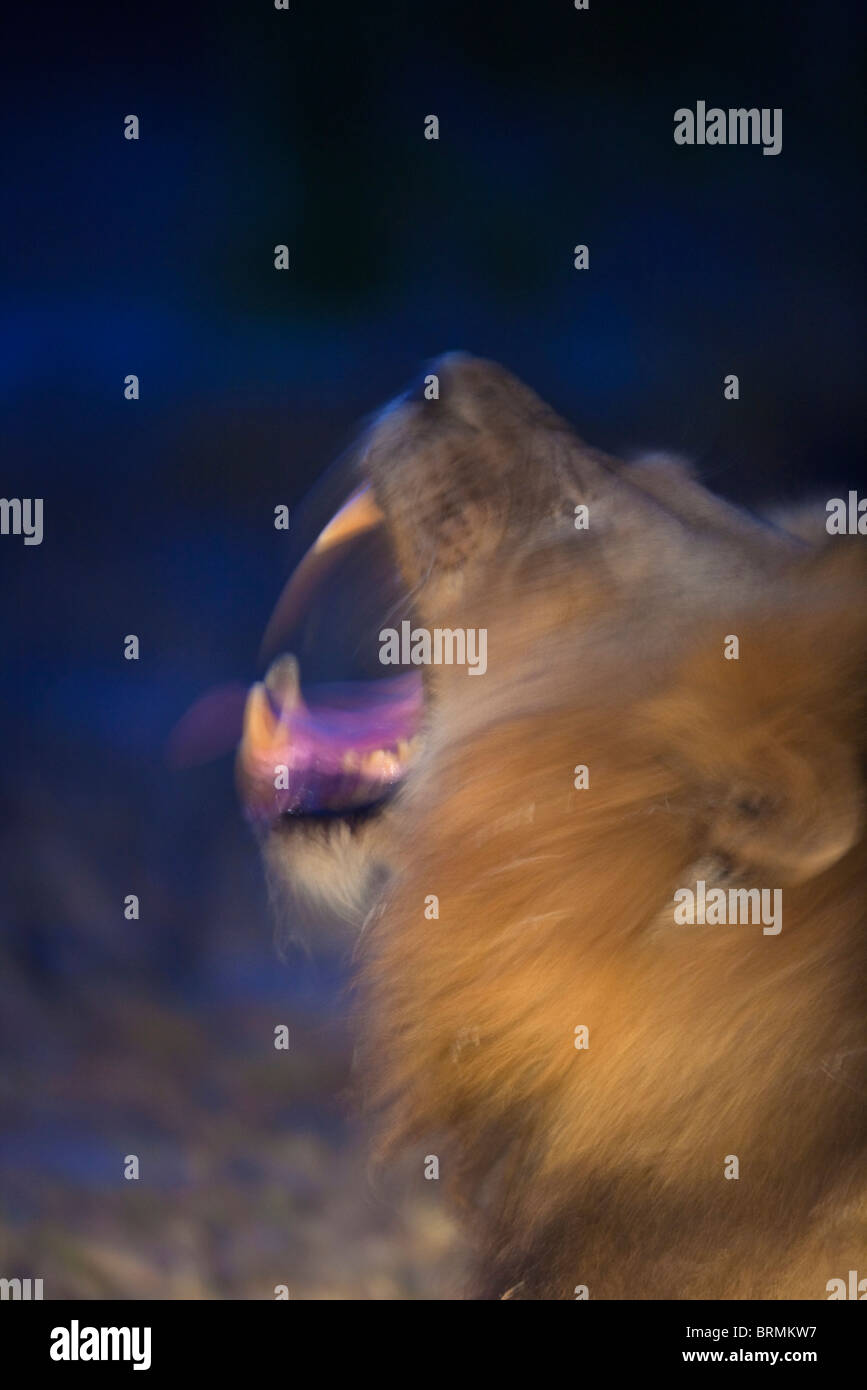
0, 799, 466, 1300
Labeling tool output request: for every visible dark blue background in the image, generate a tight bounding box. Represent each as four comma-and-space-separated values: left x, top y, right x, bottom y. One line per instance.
0, 0, 863, 1296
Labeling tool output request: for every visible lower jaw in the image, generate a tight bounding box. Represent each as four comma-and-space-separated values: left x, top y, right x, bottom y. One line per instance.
238, 663, 424, 829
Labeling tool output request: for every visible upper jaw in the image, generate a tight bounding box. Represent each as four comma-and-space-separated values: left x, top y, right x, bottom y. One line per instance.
238, 485, 425, 831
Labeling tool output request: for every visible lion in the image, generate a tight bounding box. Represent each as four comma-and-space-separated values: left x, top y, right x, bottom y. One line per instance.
238, 355, 867, 1298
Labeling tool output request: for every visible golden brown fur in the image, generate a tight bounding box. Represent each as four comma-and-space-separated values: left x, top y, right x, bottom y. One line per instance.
359, 615, 867, 1297
266, 356, 867, 1297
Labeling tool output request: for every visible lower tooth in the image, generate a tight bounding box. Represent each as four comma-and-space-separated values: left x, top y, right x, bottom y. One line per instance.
363, 749, 400, 779
264, 653, 302, 712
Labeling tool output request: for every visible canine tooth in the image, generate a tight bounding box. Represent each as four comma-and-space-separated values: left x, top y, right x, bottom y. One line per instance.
243, 683, 276, 745
312, 485, 384, 555
260, 487, 386, 658
264, 653, 302, 713
239, 682, 284, 780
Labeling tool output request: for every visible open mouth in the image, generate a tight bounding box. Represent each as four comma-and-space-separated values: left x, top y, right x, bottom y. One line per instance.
237, 486, 424, 828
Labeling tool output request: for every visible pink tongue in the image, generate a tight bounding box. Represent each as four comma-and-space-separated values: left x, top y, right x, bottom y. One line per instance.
245, 672, 423, 822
